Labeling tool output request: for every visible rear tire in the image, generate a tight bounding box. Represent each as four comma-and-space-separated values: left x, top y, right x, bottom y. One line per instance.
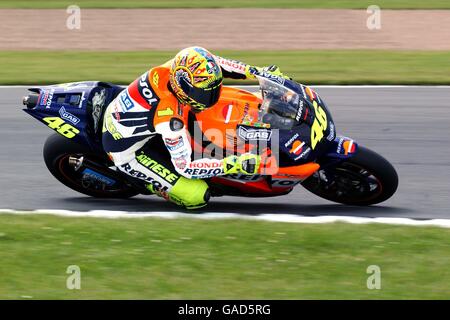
302, 146, 398, 206
43, 133, 139, 198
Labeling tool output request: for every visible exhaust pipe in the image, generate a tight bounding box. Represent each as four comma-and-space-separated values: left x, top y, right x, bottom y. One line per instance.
68, 156, 84, 171
22, 94, 39, 109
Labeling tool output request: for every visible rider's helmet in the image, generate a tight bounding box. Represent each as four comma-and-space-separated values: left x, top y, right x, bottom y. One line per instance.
169, 47, 223, 112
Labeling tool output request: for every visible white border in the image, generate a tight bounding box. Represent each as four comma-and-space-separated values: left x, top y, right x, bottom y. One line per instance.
1, 209, 450, 228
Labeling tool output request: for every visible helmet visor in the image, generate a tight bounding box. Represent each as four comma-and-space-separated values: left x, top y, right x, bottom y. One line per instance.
179, 77, 222, 109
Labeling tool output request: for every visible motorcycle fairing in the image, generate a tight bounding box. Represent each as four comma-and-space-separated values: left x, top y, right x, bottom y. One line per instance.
23, 81, 123, 151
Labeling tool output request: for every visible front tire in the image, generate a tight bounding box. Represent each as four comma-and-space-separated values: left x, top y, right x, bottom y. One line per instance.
302, 146, 398, 206
43, 133, 139, 198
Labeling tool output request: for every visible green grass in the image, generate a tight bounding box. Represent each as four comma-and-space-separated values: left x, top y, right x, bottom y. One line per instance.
2, 50, 450, 85
0, 213, 449, 299
0, 0, 449, 9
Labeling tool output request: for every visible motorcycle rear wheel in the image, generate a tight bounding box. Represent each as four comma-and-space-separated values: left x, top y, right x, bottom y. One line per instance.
43, 133, 139, 198
302, 146, 398, 206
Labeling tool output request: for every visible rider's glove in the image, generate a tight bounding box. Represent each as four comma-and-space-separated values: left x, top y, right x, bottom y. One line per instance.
223, 153, 261, 175
245, 64, 292, 80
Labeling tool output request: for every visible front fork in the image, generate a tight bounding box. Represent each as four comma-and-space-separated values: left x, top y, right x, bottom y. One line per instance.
312, 136, 359, 184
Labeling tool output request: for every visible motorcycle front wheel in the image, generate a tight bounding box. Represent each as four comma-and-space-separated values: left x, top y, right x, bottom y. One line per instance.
302, 146, 398, 206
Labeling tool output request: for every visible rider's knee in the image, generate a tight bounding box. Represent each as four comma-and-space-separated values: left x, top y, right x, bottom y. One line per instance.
170, 177, 210, 209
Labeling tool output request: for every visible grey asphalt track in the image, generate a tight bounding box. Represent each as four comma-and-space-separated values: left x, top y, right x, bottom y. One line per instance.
1, 86, 449, 219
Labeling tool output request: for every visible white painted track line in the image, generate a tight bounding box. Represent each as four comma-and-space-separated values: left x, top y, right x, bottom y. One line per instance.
1, 209, 450, 228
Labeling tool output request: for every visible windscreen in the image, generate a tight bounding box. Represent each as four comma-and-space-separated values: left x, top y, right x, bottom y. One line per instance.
257, 76, 302, 129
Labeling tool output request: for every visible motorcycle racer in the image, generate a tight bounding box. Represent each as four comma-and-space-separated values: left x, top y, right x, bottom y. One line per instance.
102, 46, 289, 209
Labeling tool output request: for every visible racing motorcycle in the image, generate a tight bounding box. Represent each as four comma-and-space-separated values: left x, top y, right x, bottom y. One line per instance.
22, 76, 398, 206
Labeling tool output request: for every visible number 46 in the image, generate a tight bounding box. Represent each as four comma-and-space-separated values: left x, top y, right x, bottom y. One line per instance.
310, 101, 328, 150
43, 117, 80, 139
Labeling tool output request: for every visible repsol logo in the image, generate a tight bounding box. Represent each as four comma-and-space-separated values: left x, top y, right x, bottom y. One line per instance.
284, 133, 299, 148
337, 137, 345, 154
226, 174, 261, 181
41, 88, 55, 109
295, 100, 304, 122
294, 147, 311, 161
184, 168, 223, 178
120, 163, 169, 192
225, 174, 301, 187
139, 73, 159, 107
